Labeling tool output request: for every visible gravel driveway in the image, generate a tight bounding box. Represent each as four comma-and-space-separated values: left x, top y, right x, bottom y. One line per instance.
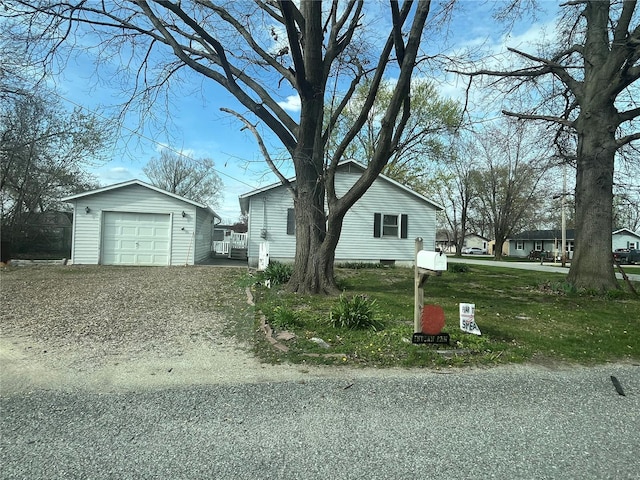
1, 265, 322, 393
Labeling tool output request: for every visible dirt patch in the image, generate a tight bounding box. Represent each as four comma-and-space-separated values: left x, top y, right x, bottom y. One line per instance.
0, 265, 326, 393
1, 265, 419, 393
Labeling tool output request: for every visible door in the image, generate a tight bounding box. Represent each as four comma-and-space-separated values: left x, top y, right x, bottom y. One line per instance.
102, 212, 170, 265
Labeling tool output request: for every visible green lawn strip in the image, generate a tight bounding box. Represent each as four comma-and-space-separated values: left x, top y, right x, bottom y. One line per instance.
250, 265, 639, 367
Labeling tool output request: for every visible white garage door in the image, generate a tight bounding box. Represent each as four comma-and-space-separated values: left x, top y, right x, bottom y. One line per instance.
102, 212, 171, 265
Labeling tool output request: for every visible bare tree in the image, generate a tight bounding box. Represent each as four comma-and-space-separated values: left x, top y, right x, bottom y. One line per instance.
469, 119, 553, 260
1, 88, 108, 247
457, 1, 640, 291
4, 0, 441, 294
143, 150, 223, 207
424, 139, 477, 256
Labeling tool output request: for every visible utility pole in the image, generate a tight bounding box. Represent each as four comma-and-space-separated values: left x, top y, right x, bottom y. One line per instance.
561, 163, 567, 268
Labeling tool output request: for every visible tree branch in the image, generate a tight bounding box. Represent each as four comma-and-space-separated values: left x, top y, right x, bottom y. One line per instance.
220, 108, 295, 196
617, 131, 640, 148
502, 110, 575, 127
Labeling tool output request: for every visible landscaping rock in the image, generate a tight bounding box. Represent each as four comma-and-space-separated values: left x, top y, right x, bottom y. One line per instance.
275, 331, 296, 341
309, 337, 331, 349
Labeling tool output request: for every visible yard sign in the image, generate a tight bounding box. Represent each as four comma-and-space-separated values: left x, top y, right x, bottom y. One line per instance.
459, 303, 481, 335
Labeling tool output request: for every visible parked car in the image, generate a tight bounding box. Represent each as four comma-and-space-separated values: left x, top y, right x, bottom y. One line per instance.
462, 247, 487, 255
613, 248, 640, 264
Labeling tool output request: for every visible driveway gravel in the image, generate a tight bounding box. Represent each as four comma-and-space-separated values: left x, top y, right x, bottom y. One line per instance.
1, 265, 320, 393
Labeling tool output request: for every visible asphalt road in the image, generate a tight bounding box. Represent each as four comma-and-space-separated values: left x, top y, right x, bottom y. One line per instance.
2, 364, 639, 480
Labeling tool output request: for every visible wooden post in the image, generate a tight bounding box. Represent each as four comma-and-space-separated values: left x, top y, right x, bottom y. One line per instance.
414, 238, 423, 333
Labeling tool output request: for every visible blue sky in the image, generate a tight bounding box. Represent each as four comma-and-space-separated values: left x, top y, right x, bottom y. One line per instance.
52, 1, 559, 223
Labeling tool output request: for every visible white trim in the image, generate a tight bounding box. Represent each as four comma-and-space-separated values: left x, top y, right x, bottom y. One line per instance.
613, 228, 640, 239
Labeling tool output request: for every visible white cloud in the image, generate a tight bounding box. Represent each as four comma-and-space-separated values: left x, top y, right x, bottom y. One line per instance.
277, 95, 301, 113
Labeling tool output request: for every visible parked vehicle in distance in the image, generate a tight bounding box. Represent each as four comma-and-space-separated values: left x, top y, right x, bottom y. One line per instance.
462, 247, 487, 255
613, 248, 640, 264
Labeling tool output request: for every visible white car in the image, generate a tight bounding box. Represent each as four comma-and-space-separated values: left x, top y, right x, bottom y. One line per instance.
462, 247, 487, 255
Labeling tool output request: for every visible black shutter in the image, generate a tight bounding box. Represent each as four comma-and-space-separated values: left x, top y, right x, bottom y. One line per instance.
287, 208, 295, 235
373, 213, 381, 238
401, 214, 408, 239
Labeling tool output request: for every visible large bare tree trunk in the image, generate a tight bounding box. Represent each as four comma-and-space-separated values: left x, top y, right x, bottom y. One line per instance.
567, 108, 618, 290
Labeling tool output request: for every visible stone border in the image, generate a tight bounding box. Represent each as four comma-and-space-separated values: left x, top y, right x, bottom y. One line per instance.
245, 287, 289, 352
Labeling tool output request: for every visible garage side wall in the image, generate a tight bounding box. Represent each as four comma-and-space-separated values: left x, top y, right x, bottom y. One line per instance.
194, 209, 215, 263
69, 184, 195, 265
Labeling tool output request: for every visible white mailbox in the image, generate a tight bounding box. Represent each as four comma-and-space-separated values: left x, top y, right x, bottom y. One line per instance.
416, 250, 447, 272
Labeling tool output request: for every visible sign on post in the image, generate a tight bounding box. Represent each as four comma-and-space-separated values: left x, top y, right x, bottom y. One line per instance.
459, 303, 481, 335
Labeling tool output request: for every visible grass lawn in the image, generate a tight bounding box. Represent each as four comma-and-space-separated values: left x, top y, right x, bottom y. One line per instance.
251, 264, 640, 368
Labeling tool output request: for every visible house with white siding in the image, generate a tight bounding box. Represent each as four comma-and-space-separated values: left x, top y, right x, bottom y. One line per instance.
507, 227, 640, 258
239, 161, 442, 268
612, 228, 640, 250
62, 180, 220, 266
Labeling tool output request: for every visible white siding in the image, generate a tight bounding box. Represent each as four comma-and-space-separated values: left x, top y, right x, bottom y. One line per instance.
247, 188, 296, 265
613, 231, 640, 250
334, 169, 436, 261
68, 184, 198, 265
246, 165, 438, 266
194, 209, 215, 263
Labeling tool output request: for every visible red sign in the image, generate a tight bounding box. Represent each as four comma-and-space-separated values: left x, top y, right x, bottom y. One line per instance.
421, 304, 445, 335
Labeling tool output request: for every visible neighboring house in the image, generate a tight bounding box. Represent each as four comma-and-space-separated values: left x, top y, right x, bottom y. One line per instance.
509, 228, 640, 258
612, 228, 640, 250
508, 229, 576, 258
62, 180, 221, 266
463, 234, 489, 252
488, 239, 509, 257
239, 160, 442, 268
435, 231, 495, 254
435, 229, 456, 253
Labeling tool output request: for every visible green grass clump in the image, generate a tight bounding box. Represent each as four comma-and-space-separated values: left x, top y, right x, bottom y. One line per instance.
330, 294, 383, 331
260, 261, 293, 285
449, 263, 469, 273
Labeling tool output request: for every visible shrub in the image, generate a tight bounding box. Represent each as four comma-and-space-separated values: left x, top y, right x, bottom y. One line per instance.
449, 263, 469, 273
330, 294, 383, 330
261, 261, 293, 286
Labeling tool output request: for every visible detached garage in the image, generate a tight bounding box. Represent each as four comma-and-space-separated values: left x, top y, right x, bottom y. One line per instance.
62, 180, 221, 266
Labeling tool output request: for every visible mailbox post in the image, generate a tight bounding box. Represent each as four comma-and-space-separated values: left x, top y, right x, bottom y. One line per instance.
414, 237, 447, 334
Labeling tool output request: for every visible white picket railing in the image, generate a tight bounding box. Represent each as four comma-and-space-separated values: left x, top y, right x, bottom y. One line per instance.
212, 232, 247, 257
230, 232, 248, 249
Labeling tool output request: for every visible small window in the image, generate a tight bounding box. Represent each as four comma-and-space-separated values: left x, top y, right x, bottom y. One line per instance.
383, 214, 398, 237
374, 213, 408, 239
534, 241, 543, 251
516, 241, 524, 251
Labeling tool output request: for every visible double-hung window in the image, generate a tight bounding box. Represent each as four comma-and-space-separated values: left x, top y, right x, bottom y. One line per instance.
374, 213, 408, 239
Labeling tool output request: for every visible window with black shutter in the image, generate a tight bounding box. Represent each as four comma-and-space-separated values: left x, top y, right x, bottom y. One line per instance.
373, 213, 408, 238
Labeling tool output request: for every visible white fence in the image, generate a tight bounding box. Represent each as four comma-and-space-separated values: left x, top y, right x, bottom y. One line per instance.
213, 232, 247, 257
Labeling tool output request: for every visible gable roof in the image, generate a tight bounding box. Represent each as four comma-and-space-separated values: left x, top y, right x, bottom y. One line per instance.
61, 179, 221, 220
238, 160, 443, 213
613, 228, 640, 239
